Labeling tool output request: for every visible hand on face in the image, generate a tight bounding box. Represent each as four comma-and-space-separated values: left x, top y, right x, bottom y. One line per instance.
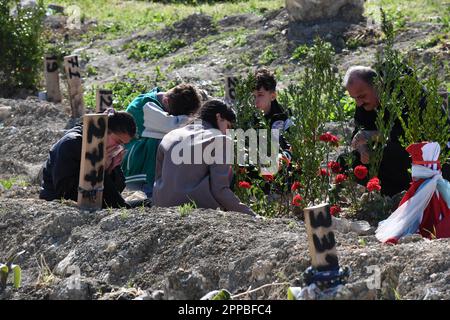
105, 132, 131, 173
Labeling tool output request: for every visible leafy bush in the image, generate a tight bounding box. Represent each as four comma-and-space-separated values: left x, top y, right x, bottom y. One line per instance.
0, 0, 46, 97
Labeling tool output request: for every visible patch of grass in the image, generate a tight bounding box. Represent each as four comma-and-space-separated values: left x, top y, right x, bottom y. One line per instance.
291, 44, 310, 61
86, 65, 98, 76
259, 45, 278, 65
240, 53, 252, 66
0, 178, 28, 190
170, 55, 193, 70
178, 201, 197, 217
125, 38, 187, 61
416, 33, 448, 49
84, 72, 151, 110
44, 0, 283, 40
365, 0, 447, 24
346, 37, 364, 50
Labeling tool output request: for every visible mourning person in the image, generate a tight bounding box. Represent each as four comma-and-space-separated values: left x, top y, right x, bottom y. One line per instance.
122, 83, 201, 198
342, 66, 418, 196
40, 111, 136, 208
153, 99, 255, 216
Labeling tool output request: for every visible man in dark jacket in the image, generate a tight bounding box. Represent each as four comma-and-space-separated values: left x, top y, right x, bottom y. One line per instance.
40, 111, 136, 208
343, 66, 425, 197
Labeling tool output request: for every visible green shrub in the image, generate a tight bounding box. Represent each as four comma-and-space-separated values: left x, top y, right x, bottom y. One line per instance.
0, 0, 46, 97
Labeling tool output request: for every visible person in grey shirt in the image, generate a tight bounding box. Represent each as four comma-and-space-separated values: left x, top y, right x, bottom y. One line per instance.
153, 99, 255, 216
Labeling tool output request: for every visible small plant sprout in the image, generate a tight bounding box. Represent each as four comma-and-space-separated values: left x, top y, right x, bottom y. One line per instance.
0, 250, 25, 292
178, 200, 197, 217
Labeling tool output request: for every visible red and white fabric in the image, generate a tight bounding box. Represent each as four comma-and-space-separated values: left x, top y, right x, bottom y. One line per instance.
376, 142, 450, 243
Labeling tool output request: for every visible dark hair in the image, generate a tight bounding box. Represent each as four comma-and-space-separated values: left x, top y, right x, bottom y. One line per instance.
198, 99, 236, 129
166, 83, 202, 116
255, 67, 276, 91
107, 111, 136, 138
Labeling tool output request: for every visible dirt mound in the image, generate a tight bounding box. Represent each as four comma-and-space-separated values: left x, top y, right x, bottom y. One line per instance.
0, 97, 69, 185
1, 198, 449, 300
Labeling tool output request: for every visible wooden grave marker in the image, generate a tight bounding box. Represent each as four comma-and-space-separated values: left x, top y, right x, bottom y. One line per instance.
96, 89, 113, 113
44, 55, 62, 103
63, 55, 85, 118
224, 76, 238, 105
77, 114, 108, 210
303, 203, 339, 272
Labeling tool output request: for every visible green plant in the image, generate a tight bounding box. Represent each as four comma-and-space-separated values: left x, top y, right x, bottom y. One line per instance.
0, 0, 46, 97
0, 251, 25, 292
120, 208, 129, 220
86, 65, 98, 76
291, 44, 309, 61
0, 177, 29, 190
393, 287, 402, 300
178, 200, 197, 217
84, 73, 151, 110
170, 55, 192, 69
368, 8, 405, 178
125, 38, 186, 61
346, 37, 364, 50
280, 38, 346, 205
258, 45, 278, 65
397, 60, 450, 163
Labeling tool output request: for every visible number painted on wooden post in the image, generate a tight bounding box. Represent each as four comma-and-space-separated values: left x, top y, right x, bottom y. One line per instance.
64, 55, 85, 118
304, 203, 339, 272
224, 76, 238, 105
96, 89, 113, 113
44, 55, 62, 103
77, 114, 108, 210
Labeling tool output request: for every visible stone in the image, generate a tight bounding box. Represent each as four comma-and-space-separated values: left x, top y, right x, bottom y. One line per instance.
50, 277, 94, 300
0, 106, 12, 122
54, 250, 77, 276
285, 0, 365, 23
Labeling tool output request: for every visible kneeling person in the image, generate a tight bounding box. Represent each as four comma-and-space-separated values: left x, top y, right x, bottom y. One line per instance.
40, 111, 136, 208
153, 100, 254, 215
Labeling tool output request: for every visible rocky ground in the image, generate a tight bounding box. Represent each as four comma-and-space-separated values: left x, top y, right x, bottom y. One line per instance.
1, 4, 449, 300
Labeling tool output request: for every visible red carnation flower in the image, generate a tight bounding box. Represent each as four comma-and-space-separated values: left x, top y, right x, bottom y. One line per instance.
366, 177, 381, 192
262, 174, 274, 182
335, 174, 347, 184
327, 161, 342, 174
292, 194, 303, 206
330, 205, 341, 216
291, 181, 302, 192
238, 181, 251, 189
319, 168, 330, 177
319, 132, 340, 146
354, 165, 368, 180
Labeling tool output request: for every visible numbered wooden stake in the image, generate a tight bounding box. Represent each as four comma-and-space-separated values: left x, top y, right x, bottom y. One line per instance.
96, 89, 113, 113
224, 76, 238, 105
64, 55, 85, 118
77, 114, 108, 210
44, 55, 62, 103
303, 203, 339, 272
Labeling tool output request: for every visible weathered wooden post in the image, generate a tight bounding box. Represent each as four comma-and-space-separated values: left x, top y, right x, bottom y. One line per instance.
44, 55, 62, 103
63, 55, 85, 118
95, 89, 113, 113
77, 114, 108, 211
302, 203, 349, 288
224, 76, 238, 106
